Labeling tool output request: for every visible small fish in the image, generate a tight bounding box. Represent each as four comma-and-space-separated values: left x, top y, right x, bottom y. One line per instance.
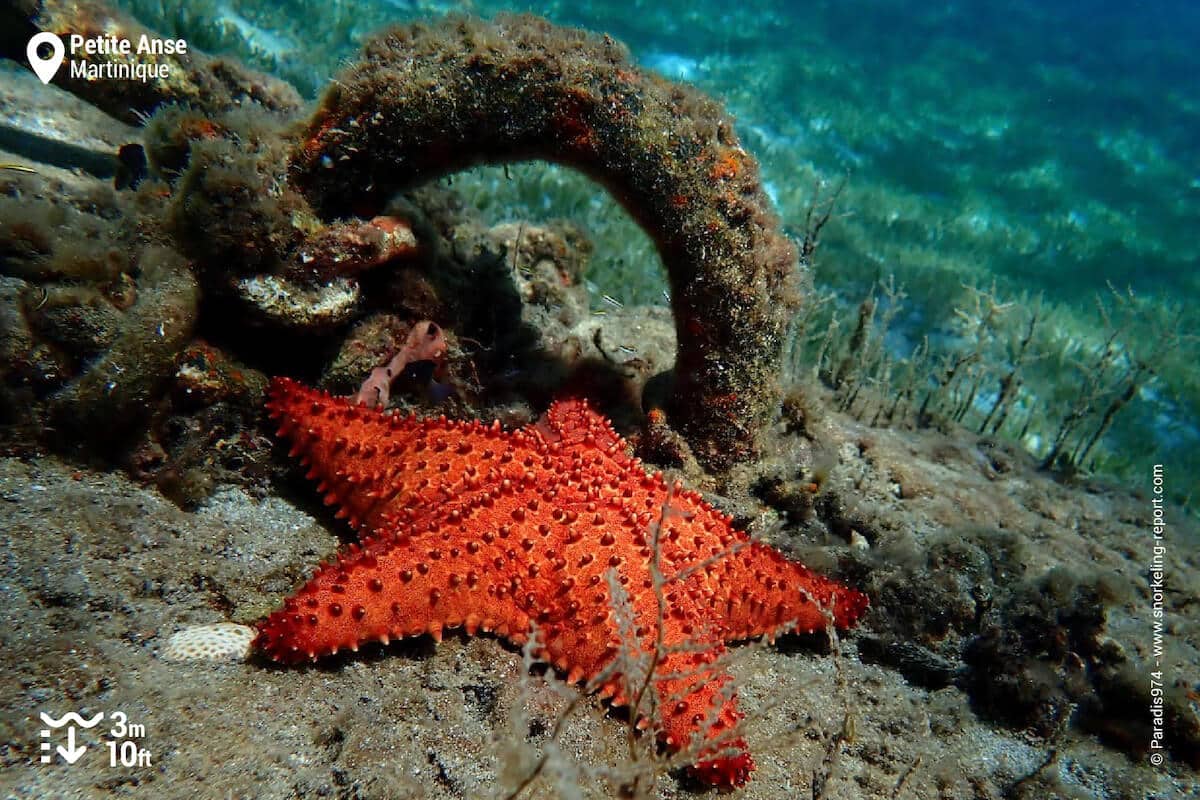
114, 144, 147, 190
601, 294, 624, 310
0, 164, 36, 173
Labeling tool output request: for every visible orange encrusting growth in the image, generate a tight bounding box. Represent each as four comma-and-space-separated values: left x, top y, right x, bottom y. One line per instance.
255, 378, 868, 787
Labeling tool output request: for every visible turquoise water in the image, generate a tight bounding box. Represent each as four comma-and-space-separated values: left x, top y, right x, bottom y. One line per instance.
119, 0, 1199, 497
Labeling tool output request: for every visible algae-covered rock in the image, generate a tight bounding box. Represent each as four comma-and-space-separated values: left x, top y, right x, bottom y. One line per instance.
234, 273, 360, 330
16, 0, 301, 125
489, 220, 593, 328
169, 133, 300, 278
290, 14, 799, 470
172, 340, 268, 411
48, 247, 199, 446
0, 277, 34, 379
27, 284, 123, 359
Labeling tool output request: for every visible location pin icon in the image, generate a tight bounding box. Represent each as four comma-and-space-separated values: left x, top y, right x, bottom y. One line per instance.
27, 32, 65, 85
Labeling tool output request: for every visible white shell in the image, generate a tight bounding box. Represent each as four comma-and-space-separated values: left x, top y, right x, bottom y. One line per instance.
161, 623, 255, 663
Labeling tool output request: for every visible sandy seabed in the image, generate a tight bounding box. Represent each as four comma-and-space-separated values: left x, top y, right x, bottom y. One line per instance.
2, 393, 1196, 799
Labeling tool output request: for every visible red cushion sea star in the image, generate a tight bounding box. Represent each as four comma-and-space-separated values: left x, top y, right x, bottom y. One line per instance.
255, 378, 868, 787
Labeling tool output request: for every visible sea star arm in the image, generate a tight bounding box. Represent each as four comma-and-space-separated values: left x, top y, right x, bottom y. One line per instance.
538, 579, 754, 786
267, 377, 548, 535
627, 481, 870, 641
533, 396, 626, 453
654, 643, 754, 787
717, 542, 870, 640
254, 526, 533, 662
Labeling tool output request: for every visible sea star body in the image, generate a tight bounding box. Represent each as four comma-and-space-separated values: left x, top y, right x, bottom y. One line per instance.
256, 378, 869, 787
